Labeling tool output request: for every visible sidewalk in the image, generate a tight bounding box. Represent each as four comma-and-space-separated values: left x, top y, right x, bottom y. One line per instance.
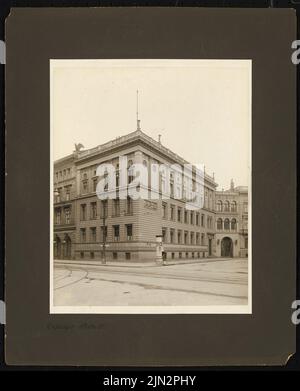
54, 257, 233, 268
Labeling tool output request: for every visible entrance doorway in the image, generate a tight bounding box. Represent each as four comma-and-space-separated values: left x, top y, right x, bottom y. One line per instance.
221, 237, 233, 257
63, 234, 72, 259
54, 236, 61, 259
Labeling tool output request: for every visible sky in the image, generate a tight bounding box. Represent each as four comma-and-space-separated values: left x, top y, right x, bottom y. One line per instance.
51, 59, 251, 190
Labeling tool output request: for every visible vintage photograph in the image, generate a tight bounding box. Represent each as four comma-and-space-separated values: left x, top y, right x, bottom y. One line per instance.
50, 59, 251, 313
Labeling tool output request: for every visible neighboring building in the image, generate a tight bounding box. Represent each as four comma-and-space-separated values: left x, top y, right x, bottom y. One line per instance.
53, 130, 248, 262
53, 154, 77, 259
214, 180, 248, 258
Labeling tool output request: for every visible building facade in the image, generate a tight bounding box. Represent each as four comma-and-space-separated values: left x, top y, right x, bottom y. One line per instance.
214, 181, 248, 258
53, 130, 248, 262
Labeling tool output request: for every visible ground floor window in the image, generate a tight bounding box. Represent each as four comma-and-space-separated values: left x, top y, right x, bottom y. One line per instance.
125, 252, 131, 260
192, 252, 194, 258
171, 253, 175, 259
179, 252, 182, 259
90, 252, 94, 259
80, 252, 84, 259
197, 252, 200, 258
113, 252, 118, 260
185, 252, 188, 258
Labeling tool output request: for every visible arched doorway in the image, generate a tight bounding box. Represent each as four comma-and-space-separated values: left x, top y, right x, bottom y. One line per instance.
54, 235, 61, 259
63, 234, 72, 259
221, 237, 233, 257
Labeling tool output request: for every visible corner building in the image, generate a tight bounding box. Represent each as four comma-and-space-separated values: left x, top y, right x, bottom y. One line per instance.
53, 130, 248, 262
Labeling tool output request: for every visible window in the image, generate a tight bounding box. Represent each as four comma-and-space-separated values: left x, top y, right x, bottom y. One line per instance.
171, 253, 175, 259
126, 196, 133, 215
170, 229, 174, 244
190, 232, 194, 244
184, 231, 188, 244
55, 188, 61, 203
224, 201, 230, 212
224, 218, 230, 230
126, 224, 133, 241
67, 168, 71, 176
243, 202, 248, 213
162, 202, 167, 219
80, 204, 87, 220
217, 201, 222, 212
90, 227, 96, 242
113, 198, 120, 216
113, 225, 120, 241
184, 210, 188, 224
190, 211, 194, 225
201, 234, 205, 246
170, 182, 174, 198
55, 209, 61, 225
93, 179, 97, 192
177, 207, 182, 222
162, 228, 167, 243
113, 252, 118, 260
201, 214, 205, 227
90, 202, 97, 219
196, 233, 200, 245
125, 252, 131, 260
196, 213, 199, 226
192, 252, 194, 258
197, 252, 200, 258
90, 252, 94, 259
82, 180, 88, 193
64, 208, 71, 224
80, 252, 84, 259
186, 252, 189, 259
231, 201, 237, 212
101, 200, 107, 217
179, 252, 182, 259
104, 170, 108, 191
217, 218, 222, 230
177, 230, 182, 244
116, 167, 120, 188
245, 236, 248, 248
231, 218, 237, 231
65, 186, 71, 201
128, 160, 134, 184
170, 205, 175, 221
80, 228, 86, 243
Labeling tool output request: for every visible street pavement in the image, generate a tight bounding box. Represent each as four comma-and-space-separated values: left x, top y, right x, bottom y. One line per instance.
53, 258, 248, 307
53, 258, 248, 306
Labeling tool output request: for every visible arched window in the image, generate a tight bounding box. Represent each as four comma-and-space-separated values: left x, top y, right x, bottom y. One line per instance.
231, 201, 237, 212
224, 218, 230, 230
224, 201, 230, 212
217, 201, 222, 212
231, 218, 237, 231
217, 218, 222, 230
